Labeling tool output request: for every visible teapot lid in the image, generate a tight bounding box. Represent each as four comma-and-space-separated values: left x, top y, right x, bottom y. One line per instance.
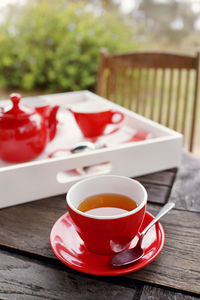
1, 93, 34, 119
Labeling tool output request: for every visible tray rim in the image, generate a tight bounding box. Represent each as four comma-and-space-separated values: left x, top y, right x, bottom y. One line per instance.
0, 90, 182, 172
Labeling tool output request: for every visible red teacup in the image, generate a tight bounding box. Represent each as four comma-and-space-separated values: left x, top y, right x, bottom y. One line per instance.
68, 102, 124, 138
66, 175, 147, 255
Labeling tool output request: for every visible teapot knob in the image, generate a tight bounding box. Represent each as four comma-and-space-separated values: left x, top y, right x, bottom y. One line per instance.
10, 93, 21, 108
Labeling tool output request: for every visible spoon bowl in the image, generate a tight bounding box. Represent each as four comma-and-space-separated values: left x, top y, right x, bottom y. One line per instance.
112, 202, 175, 267
70, 140, 105, 154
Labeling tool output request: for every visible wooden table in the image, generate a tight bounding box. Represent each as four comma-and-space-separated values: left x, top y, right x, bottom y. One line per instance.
0, 151, 199, 299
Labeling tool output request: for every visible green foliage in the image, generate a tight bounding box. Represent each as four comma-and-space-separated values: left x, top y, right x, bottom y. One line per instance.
0, 0, 140, 91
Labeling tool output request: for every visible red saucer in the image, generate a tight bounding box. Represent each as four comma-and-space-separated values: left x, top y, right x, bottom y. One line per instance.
50, 211, 165, 276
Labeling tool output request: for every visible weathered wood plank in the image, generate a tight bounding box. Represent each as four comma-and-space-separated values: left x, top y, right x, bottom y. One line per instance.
0, 180, 170, 259
0, 250, 139, 300
140, 285, 200, 300
0, 160, 199, 295
135, 169, 176, 187
0, 167, 174, 256
0, 195, 66, 258
126, 204, 200, 295
140, 183, 170, 204
135, 168, 176, 204
0, 200, 199, 294
169, 151, 200, 212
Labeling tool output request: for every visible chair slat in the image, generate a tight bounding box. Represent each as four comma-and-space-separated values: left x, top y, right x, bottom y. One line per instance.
158, 69, 166, 123
121, 68, 127, 107
166, 69, 174, 127
116, 68, 122, 105
174, 70, 182, 130
136, 69, 142, 113
129, 68, 135, 110
106, 70, 112, 100
113, 68, 120, 104
142, 68, 149, 116
190, 52, 200, 152
150, 69, 157, 120
182, 71, 190, 135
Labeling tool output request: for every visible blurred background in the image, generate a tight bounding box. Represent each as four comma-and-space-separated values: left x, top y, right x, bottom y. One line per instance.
0, 0, 199, 153
0, 0, 199, 96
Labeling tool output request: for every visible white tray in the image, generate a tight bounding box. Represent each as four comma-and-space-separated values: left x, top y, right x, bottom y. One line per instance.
0, 91, 182, 208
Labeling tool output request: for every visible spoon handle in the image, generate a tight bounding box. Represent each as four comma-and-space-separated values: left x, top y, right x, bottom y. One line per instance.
140, 202, 175, 239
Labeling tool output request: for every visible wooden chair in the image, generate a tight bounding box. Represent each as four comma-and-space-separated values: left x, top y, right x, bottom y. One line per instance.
97, 49, 200, 153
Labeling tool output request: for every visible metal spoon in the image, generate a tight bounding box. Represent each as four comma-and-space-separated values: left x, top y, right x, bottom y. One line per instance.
70, 140, 105, 154
70, 140, 105, 175
111, 202, 175, 267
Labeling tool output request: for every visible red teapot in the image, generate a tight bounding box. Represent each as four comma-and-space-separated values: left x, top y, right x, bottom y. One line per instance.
0, 93, 59, 163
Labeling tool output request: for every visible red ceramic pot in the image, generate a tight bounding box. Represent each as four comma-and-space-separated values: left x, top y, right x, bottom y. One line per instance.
67, 175, 147, 255
0, 93, 59, 163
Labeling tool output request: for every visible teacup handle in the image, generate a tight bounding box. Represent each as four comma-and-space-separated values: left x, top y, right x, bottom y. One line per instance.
110, 111, 124, 124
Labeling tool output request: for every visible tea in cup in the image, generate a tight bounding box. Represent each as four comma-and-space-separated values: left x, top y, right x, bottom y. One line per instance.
68, 101, 124, 138
66, 175, 147, 255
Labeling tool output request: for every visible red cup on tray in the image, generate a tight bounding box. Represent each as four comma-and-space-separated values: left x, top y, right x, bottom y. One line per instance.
66, 175, 147, 255
68, 101, 124, 138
